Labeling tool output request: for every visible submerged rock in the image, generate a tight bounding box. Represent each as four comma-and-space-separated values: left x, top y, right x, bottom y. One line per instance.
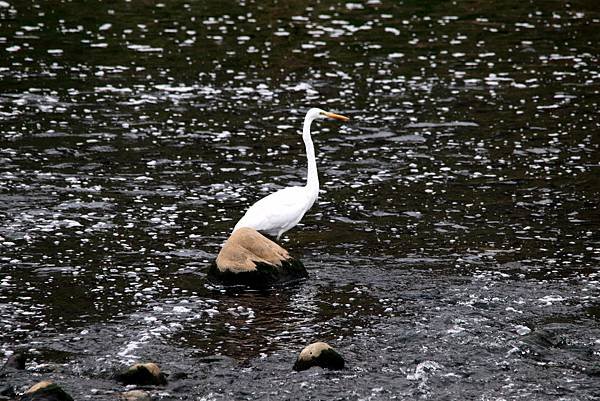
209, 227, 307, 287
115, 362, 167, 386
293, 342, 345, 371
119, 390, 151, 401
3, 352, 26, 370
19, 381, 74, 401
0, 384, 16, 399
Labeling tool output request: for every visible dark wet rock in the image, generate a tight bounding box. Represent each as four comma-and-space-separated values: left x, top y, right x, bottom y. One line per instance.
19, 381, 73, 401
588, 366, 600, 377
0, 384, 15, 399
209, 227, 307, 288
168, 371, 188, 381
119, 390, 151, 401
523, 328, 567, 350
293, 342, 345, 371
3, 353, 26, 370
115, 363, 167, 386
518, 325, 574, 364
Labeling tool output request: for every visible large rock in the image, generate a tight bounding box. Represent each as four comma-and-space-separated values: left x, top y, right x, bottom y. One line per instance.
293, 342, 345, 371
209, 227, 307, 287
19, 381, 73, 401
115, 362, 167, 386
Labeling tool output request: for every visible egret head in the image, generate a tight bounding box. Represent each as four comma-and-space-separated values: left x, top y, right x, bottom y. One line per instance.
306, 107, 350, 123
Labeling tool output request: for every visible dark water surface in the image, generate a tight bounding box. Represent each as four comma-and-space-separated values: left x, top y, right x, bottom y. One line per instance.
1, 0, 600, 399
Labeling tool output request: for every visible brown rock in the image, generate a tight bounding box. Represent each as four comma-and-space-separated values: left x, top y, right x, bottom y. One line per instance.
209, 227, 307, 287
115, 362, 167, 386
293, 342, 345, 371
215, 227, 289, 272
24, 381, 54, 395
120, 390, 151, 401
20, 381, 73, 401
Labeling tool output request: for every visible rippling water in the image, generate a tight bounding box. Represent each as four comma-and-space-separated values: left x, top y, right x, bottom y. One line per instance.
1, 0, 599, 399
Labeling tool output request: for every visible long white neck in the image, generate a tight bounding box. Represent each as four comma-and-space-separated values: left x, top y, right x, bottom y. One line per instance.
302, 116, 319, 196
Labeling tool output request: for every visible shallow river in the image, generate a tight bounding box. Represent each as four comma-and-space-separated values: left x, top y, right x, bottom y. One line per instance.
1, 0, 599, 399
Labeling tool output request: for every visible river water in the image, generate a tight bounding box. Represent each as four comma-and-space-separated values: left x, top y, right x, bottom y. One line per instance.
1, 0, 599, 399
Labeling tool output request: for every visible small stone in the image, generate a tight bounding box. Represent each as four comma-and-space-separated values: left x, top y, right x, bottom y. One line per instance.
293, 342, 345, 371
115, 362, 167, 386
515, 324, 531, 336
120, 390, 151, 401
19, 381, 74, 401
3, 352, 26, 370
209, 227, 307, 288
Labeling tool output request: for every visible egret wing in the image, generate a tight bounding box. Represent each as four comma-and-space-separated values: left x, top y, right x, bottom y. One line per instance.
234, 186, 311, 235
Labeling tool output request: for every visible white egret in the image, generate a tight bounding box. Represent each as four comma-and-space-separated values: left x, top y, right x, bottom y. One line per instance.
233, 107, 350, 239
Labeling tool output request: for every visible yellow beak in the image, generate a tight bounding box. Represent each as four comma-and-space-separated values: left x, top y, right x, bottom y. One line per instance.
323, 111, 350, 122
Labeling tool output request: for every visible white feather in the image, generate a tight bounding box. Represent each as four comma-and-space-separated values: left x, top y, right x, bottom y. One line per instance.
233, 186, 317, 239
232, 107, 348, 239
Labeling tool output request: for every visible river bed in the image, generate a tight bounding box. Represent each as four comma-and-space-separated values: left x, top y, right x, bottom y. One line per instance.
1, 0, 599, 399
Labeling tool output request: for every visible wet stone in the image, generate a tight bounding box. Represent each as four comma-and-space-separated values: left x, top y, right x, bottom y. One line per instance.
523, 327, 568, 349
293, 342, 345, 371
209, 227, 307, 288
0, 385, 16, 399
19, 381, 74, 401
115, 363, 167, 386
119, 390, 151, 401
3, 352, 26, 370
